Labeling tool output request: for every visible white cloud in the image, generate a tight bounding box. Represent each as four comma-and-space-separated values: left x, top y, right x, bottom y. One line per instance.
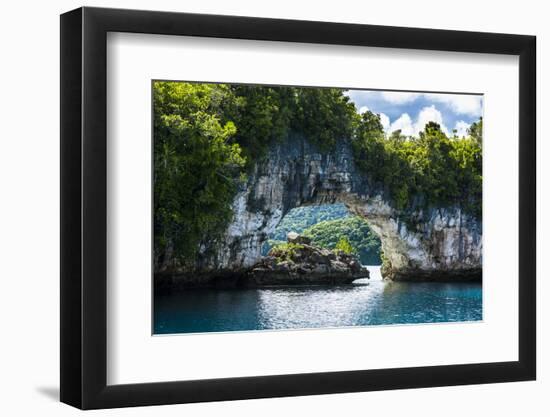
357, 106, 390, 132
348, 89, 483, 122
387, 105, 449, 137
379, 113, 390, 132
414, 105, 449, 135
389, 113, 415, 136
453, 120, 470, 137
380, 91, 421, 104
424, 93, 482, 116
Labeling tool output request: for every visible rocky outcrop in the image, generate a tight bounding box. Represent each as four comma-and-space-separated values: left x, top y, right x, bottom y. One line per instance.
374, 208, 482, 281
286, 231, 313, 245
155, 233, 369, 291
247, 233, 369, 286
160, 132, 482, 283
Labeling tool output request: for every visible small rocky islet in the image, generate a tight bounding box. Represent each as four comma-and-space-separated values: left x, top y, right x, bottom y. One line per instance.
155, 232, 369, 291
247, 232, 369, 286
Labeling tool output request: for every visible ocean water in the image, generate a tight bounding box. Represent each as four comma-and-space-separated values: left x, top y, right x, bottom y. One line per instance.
153, 267, 482, 335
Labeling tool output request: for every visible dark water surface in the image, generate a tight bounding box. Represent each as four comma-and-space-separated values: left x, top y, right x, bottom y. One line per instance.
154, 267, 482, 334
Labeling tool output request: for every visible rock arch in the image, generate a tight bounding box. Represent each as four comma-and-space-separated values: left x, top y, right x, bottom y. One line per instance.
202, 133, 482, 281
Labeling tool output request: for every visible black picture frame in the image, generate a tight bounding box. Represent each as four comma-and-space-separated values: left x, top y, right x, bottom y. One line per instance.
60, 6, 536, 410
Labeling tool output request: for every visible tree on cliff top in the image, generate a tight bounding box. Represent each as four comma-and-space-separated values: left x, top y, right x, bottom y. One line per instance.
351, 112, 482, 215
153, 82, 246, 270
154, 82, 361, 270
153, 82, 482, 271
222, 85, 359, 162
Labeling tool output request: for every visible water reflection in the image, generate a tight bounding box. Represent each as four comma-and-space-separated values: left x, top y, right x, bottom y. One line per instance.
154, 267, 482, 334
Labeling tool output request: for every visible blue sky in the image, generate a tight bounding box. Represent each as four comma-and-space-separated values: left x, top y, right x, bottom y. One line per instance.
345, 90, 483, 137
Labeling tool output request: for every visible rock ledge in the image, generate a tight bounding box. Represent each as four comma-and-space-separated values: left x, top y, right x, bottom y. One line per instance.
247, 233, 369, 286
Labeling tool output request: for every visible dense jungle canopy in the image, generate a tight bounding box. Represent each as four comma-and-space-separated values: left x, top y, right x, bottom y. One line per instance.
153, 81, 482, 268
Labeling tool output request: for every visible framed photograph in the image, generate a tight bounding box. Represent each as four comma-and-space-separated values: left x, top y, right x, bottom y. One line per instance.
60, 6, 536, 409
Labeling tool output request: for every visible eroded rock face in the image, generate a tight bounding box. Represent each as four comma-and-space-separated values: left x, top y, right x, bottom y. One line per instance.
177, 133, 482, 282
247, 236, 369, 286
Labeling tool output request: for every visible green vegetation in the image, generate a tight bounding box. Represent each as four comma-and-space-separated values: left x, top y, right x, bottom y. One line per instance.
153, 81, 482, 269
268, 243, 305, 264
153, 82, 359, 268
468, 117, 483, 144
352, 114, 482, 215
335, 237, 355, 255
268, 204, 349, 244
264, 205, 382, 265
218, 85, 358, 163
302, 216, 382, 265
153, 82, 246, 269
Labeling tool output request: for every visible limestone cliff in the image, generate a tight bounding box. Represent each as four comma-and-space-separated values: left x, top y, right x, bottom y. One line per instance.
161, 133, 482, 283
187, 132, 482, 280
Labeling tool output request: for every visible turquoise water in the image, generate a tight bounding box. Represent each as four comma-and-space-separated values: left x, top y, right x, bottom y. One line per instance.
154, 267, 482, 335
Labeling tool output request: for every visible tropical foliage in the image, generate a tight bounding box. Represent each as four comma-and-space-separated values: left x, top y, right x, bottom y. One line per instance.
264, 205, 382, 265
335, 237, 355, 255
268, 242, 305, 264
153, 81, 482, 269
153, 82, 246, 269
352, 114, 482, 215
302, 216, 382, 265
268, 204, 349, 243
